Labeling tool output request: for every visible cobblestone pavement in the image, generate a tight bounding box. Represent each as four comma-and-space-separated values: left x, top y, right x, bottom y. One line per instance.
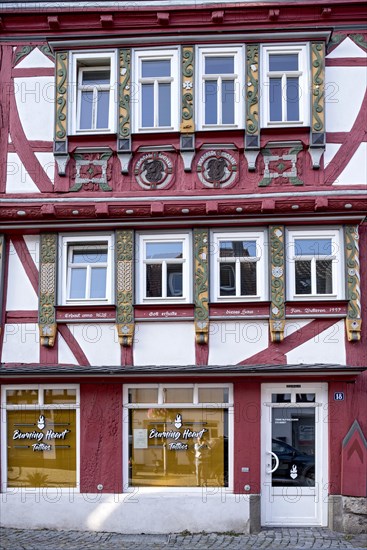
0, 527, 366, 550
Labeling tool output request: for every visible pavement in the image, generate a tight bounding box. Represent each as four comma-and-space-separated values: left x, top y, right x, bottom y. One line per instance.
0, 527, 366, 549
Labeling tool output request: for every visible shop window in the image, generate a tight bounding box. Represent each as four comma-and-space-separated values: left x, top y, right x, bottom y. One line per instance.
286, 229, 344, 300
261, 44, 309, 127
70, 51, 117, 134
198, 46, 243, 130
2, 385, 79, 489
124, 384, 232, 489
133, 49, 179, 132
211, 230, 267, 301
136, 232, 191, 304
59, 234, 114, 306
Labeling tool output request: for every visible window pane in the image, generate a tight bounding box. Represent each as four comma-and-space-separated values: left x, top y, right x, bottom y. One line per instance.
72, 249, 107, 264
240, 262, 257, 295
295, 239, 332, 256
219, 264, 235, 296
205, 80, 217, 124
96, 90, 110, 128
198, 388, 229, 403
146, 264, 162, 297
272, 393, 291, 403
269, 54, 298, 72
128, 388, 158, 404
146, 242, 182, 259
164, 388, 193, 403
286, 77, 300, 121
269, 78, 282, 121
167, 264, 183, 297
295, 260, 311, 294
316, 260, 333, 294
158, 83, 171, 126
296, 394, 315, 403
80, 91, 93, 129
82, 70, 110, 85
219, 241, 257, 258
222, 80, 235, 124
205, 57, 234, 74
6, 389, 38, 405
44, 389, 77, 405
142, 59, 171, 78
69, 268, 87, 299
142, 84, 154, 127
90, 267, 107, 299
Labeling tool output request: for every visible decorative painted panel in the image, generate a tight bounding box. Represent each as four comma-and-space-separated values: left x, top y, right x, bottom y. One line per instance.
181, 46, 194, 133
311, 42, 325, 134
196, 150, 238, 189
245, 44, 259, 144
269, 226, 285, 343
194, 228, 209, 345
0, 235, 4, 335
259, 142, 304, 187
350, 33, 367, 52
345, 225, 362, 342
55, 52, 68, 144
39, 234, 57, 347
116, 230, 134, 347
119, 48, 131, 140
70, 150, 113, 192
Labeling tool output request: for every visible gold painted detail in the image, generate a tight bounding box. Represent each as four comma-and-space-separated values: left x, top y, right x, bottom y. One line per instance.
311, 42, 325, 134
116, 230, 134, 347
246, 44, 259, 136
119, 48, 131, 139
55, 52, 68, 141
270, 226, 285, 343
345, 225, 362, 342
39, 234, 57, 347
194, 228, 209, 345
181, 46, 194, 133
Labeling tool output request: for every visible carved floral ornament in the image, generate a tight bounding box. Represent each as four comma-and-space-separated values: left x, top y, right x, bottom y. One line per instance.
70, 151, 113, 192
196, 150, 238, 189
134, 152, 175, 190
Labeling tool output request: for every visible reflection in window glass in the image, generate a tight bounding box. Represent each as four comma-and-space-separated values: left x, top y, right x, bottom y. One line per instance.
295, 261, 311, 294
146, 242, 182, 259
44, 389, 77, 404
198, 388, 229, 403
164, 388, 193, 403
205, 57, 234, 74
286, 77, 300, 121
272, 393, 291, 403
269, 54, 298, 72
6, 389, 38, 405
316, 260, 333, 294
142, 60, 171, 78
269, 78, 282, 122
128, 388, 158, 404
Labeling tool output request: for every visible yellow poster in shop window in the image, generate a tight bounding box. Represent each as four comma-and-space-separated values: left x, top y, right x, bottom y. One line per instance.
7, 409, 76, 488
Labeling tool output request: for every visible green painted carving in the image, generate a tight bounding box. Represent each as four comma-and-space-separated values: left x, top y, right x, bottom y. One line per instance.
39, 234, 57, 347
39, 45, 55, 61
119, 49, 131, 139
181, 46, 194, 133
194, 229, 209, 344
55, 52, 68, 141
311, 42, 325, 133
259, 144, 303, 187
270, 226, 285, 320
350, 34, 367, 52
116, 230, 134, 346
345, 226, 361, 319
246, 44, 259, 135
183, 48, 194, 78
14, 46, 35, 66
327, 33, 347, 54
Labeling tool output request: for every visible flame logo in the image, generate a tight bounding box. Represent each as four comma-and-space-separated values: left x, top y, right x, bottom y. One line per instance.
37, 415, 45, 430
174, 414, 182, 429
290, 464, 298, 479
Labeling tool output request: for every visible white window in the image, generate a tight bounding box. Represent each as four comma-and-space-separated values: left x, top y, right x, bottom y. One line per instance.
287, 229, 344, 300
261, 44, 309, 127
211, 230, 267, 301
137, 232, 191, 303
198, 46, 243, 130
60, 234, 114, 305
69, 51, 117, 134
133, 49, 179, 132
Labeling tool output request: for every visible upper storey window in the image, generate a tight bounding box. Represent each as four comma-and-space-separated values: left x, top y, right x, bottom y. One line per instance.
70, 51, 117, 134
261, 44, 309, 127
133, 49, 179, 132
198, 47, 243, 130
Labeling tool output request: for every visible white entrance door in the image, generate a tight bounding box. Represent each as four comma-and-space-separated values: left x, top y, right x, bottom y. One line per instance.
261, 383, 328, 526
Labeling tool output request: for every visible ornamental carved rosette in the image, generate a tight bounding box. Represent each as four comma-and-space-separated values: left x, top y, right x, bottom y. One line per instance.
194, 229, 209, 345
116, 230, 134, 347
345, 226, 362, 342
39, 234, 57, 347
270, 226, 285, 343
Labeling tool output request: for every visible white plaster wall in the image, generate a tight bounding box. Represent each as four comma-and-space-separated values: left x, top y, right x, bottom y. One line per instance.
6, 152, 40, 193
324, 143, 341, 169
58, 332, 79, 365
208, 321, 268, 365
6, 241, 38, 310
0, 492, 250, 534
286, 320, 346, 365
16, 48, 54, 68
24, 235, 40, 268
284, 320, 311, 338
14, 76, 54, 141
35, 153, 55, 185
66, 324, 121, 366
1, 324, 40, 363
134, 322, 195, 366
327, 37, 366, 59
333, 143, 367, 186
325, 67, 366, 133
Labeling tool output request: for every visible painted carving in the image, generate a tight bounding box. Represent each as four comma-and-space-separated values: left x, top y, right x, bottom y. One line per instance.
197, 150, 237, 188
345, 225, 362, 342
39, 234, 57, 347
311, 42, 325, 134
119, 48, 131, 139
55, 52, 68, 142
181, 46, 194, 133
194, 228, 209, 345
134, 152, 174, 190
259, 143, 303, 187
350, 33, 367, 51
116, 230, 134, 347
270, 226, 285, 343
13, 45, 34, 66
327, 33, 347, 54
246, 44, 259, 137
70, 151, 113, 192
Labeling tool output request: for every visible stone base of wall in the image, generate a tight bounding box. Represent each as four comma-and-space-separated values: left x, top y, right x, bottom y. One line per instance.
329, 495, 367, 534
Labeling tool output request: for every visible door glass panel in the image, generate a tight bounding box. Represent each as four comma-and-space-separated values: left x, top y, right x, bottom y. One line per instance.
296, 393, 315, 403
272, 407, 315, 487
271, 393, 291, 403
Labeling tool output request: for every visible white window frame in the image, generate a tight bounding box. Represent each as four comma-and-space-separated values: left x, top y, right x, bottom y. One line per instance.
286, 228, 344, 300
136, 232, 192, 305
69, 50, 117, 135
197, 45, 244, 130
123, 383, 234, 493
59, 233, 114, 306
1, 384, 80, 493
211, 230, 268, 302
132, 48, 179, 133
261, 43, 310, 128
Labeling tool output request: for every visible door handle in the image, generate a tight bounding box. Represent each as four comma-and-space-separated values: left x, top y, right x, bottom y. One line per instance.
266, 451, 279, 474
